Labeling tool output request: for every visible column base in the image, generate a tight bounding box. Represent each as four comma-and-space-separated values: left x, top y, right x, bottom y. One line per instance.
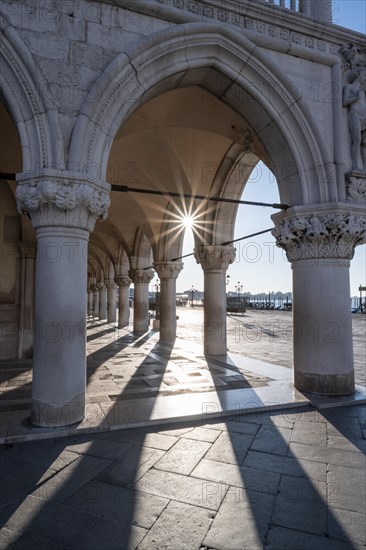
31, 395, 85, 427
295, 369, 355, 396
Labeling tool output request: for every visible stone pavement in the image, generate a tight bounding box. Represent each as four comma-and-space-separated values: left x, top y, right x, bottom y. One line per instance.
0, 309, 365, 443
0, 403, 365, 549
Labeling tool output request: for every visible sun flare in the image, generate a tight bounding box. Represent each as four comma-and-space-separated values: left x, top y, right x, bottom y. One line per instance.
182, 215, 195, 229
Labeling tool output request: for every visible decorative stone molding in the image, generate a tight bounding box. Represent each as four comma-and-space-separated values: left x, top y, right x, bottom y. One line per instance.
129, 269, 154, 284
96, 282, 106, 291
346, 175, 366, 205
16, 176, 110, 232
194, 245, 236, 271
154, 261, 184, 279
115, 276, 132, 287
150, 0, 348, 57
272, 206, 366, 262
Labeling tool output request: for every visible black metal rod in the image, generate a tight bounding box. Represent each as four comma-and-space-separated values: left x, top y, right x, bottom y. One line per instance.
222, 228, 273, 245
145, 227, 274, 269
0, 172, 16, 180
111, 184, 288, 210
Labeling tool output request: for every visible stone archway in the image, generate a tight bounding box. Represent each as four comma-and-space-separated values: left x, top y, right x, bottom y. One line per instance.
69, 22, 365, 399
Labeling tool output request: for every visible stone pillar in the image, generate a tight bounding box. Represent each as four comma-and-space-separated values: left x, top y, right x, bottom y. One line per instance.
272, 204, 366, 395
129, 269, 154, 334
93, 286, 100, 320
87, 285, 94, 317
154, 261, 183, 342
97, 282, 107, 320
116, 276, 131, 328
194, 245, 236, 356
17, 241, 36, 359
106, 280, 118, 323
15, 174, 110, 426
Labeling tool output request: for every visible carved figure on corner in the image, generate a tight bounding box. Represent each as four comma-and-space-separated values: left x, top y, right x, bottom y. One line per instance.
343, 67, 366, 173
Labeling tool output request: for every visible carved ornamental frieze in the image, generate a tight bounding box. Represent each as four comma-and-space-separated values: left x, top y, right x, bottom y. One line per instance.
129, 269, 154, 284
272, 209, 366, 262
154, 261, 184, 279
16, 176, 110, 232
194, 245, 236, 271
346, 176, 366, 205
115, 276, 132, 287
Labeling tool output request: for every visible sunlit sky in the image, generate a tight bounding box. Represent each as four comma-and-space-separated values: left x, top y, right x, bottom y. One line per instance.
174, 1, 366, 296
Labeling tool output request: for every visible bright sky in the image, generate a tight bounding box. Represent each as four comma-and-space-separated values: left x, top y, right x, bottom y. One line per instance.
176, 1, 366, 296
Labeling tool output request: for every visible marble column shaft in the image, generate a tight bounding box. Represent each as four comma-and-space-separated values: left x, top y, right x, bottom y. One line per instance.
272, 204, 366, 395
154, 262, 183, 342
194, 245, 236, 355
129, 269, 154, 334
116, 276, 131, 328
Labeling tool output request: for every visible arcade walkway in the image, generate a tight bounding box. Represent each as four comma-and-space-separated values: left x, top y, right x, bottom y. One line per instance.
0, 310, 365, 444
1, 311, 365, 548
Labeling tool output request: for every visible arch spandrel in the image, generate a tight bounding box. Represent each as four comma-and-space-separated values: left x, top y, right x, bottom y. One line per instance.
0, 13, 64, 172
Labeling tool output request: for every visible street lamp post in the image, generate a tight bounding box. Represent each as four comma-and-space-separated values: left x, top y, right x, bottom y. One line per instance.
191, 285, 195, 307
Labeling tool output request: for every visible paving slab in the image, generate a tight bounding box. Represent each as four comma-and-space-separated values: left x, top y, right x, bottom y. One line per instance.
72, 517, 147, 550
288, 441, 366, 469
328, 507, 366, 546
243, 450, 327, 482
265, 525, 359, 550
135, 468, 226, 510
153, 438, 211, 475
0, 495, 98, 547
64, 479, 169, 530
204, 431, 254, 465
327, 464, 366, 512
250, 425, 292, 456
137, 500, 213, 550
204, 488, 275, 550
97, 446, 165, 488
270, 475, 328, 536
191, 458, 281, 495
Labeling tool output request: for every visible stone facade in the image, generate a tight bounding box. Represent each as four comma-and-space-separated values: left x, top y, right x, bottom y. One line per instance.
0, 0, 365, 425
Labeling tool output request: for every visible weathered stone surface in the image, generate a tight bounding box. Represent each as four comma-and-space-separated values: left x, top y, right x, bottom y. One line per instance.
203, 488, 275, 550
271, 475, 328, 536
64, 479, 169, 529
191, 459, 280, 495
204, 431, 254, 464
135, 468, 226, 510
154, 438, 211, 475
138, 500, 213, 550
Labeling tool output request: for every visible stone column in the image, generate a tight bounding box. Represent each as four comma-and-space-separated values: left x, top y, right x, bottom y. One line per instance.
92, 285, 100, 320
115, 276, 131, 328
272, 204, 365, 395
87, 284, 94, 317
154, 261, 183, 342
15, 174, 110, 426
97, 282, 107, 320
17, 241, 36, 359
106, 280, 118, 323
129, 269, 154, 334
194, 245, 236, 356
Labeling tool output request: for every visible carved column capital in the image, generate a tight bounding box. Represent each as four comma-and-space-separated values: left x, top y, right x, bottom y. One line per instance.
96, 282, 105, 291
115, 275, 131, 287
129, 269, 154, 284
15, 173, 110, 232
154, 261, 183, 279
194, 245, 236, 271
272, 204, 366, 262
105, 279, 118, 290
